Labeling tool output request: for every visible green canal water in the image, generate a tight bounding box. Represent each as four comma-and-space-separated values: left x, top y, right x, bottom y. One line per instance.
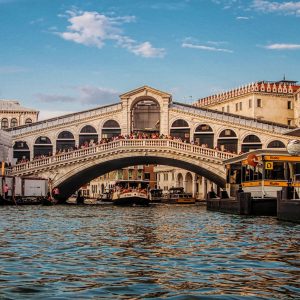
0, 204, 299, 299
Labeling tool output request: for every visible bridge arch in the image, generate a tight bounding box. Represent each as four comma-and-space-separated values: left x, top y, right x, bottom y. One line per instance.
101, 119, 121, 139
53, 153, 227, 200
217, 129, 238, 153
193, 124, 214, 148
267, 139, 286, 148
56, 130, 76, 152
170, 118, 191, 142
34, 136, 53, 157
79, 125, 98, 146
241, 134, 262, 152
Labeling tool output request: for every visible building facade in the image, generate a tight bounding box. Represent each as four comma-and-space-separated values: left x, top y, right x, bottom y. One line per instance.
0, 100, 39, 129
194, 80, 300, 127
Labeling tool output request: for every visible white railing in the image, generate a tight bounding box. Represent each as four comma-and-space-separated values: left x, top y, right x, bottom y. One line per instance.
12, 139, 236, 174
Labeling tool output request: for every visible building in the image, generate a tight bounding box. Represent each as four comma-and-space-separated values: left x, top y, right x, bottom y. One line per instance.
194, 79, 300, 127
154, 165, 215, 200
0, 99, 39, 129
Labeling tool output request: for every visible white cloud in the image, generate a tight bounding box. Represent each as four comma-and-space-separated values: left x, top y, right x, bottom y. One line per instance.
35, 85, 119, 106
236, 16, 250, 20
78, 86, 119, 104
58, 10, 165, 58
182, 42, 233, 53
264, 43, 300, 50
252, 0, 300, 16
130, 42, 165, 58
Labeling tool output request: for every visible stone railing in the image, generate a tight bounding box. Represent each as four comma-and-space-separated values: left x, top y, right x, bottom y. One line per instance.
12, 139, 236, 174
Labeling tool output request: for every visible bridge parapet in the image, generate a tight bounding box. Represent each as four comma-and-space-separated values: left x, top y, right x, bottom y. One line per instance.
12, 139, 236, 176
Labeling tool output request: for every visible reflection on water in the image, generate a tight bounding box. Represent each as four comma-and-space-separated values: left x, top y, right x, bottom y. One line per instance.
0, 204, 299, 299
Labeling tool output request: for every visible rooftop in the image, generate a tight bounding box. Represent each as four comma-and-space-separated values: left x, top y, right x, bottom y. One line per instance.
0, 99, 38, 112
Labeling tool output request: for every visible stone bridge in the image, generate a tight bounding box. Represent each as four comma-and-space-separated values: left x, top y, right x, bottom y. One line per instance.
12, 139, 235, 199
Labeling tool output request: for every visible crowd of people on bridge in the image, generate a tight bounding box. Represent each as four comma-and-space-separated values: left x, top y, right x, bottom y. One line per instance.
16, 132, 238, 164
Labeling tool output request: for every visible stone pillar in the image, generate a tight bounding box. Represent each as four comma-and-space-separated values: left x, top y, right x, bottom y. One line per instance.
160, 97, 170, 136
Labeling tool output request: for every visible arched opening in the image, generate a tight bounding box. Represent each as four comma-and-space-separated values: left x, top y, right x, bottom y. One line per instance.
241, 135, 262, 152
25, 118, 32, 125
131, 98, 160, 134
177, 173, 184, 188
13, 141, 30, 162
56, 156, 226, 200
34, 136, 53, 158
217, 129, 238, 153
267, 140, 285, 148
56, 131, 75, 152
11, 118, 18, 128
170, 119, 190, 142
194, 124, 214, 148
1, 118, 9, 129
102, 120, 121, 139
185, 172, 193, 193
79, 125, 98, 147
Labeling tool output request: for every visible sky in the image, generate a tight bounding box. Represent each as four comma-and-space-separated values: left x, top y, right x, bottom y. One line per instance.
0, 0, 300, 120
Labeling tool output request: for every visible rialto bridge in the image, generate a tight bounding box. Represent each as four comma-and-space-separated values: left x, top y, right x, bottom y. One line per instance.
8, 86, 296, 199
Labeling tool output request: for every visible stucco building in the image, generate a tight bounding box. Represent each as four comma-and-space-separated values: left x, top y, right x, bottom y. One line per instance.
194, 79, 300, 127
0, 99, 39, 129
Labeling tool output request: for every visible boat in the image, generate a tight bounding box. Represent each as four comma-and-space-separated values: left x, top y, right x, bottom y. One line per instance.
149, 188, 163, 203
99, 189, 113, 202
112, 180, 150, 206
166, 187, 196, 204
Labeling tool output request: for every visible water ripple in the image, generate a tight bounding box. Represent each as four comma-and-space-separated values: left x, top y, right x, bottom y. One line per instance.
0, 205, 299, 299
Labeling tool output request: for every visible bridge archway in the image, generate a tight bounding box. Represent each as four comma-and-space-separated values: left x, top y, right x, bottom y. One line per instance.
130, 97, 160, 134
13, 141, 30, 161
34, 136, 52, 157
79, 125, 98, 147
101, 120, 121, 139
194, 124, 214, 148
55, 155, 226, 200
56, 131, 75, 151
170, 119, 190, 142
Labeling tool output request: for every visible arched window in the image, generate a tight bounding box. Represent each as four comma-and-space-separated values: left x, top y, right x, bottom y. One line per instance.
79, 125, 98, 146
10, 118, 18, 128
34, 136, 53, 158
25, 118, 32, 125
56, 131, 75, 152
241, 134, 262, 152
1, 118, 9, 129
13, 141, 30, 161
194, 124, 214, 148
217, 129, 238, 153
102, 120, 121, 139
131, 99, 160, 134
267, 140, 285, 148
170, 119, 190, 142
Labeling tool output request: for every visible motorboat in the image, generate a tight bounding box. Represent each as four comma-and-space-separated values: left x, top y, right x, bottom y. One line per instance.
166, 187, 196, 204
149, 188, 163, 203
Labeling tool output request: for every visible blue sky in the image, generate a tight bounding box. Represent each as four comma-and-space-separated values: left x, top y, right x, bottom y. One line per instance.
0, 0, 300, 119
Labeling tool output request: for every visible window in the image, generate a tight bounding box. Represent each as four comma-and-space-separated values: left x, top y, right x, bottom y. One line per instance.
11, 118, 18, 128
144, 173, 150, 180
235, 103, 238, 111
257, 99, 262, 107
1, 118, 9, 129
288, 101, 292, 110
249, 99, 252, 108
239, 102, 242, 110
222, 107, 225, 112
287, 119, 292, 126
25, 118, 32, 125
227, 105, 230, 113
164, 173, 168, 181
128, 169, 133, 179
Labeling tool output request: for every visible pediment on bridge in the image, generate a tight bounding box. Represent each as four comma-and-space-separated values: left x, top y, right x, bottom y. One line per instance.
120, 85, 172, 100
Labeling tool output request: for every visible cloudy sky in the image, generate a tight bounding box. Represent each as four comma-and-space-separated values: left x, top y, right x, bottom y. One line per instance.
0, 0, 300, 119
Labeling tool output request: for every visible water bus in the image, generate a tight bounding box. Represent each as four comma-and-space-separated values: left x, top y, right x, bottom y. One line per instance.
112, 180, 150, 206
224, 149, 300, 199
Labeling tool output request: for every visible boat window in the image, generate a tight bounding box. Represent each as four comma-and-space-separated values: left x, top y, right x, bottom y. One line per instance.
242, 165, 263, 182
265, 162, 285, 180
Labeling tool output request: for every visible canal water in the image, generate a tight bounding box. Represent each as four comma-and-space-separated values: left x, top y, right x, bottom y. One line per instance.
0, 204, 299, 299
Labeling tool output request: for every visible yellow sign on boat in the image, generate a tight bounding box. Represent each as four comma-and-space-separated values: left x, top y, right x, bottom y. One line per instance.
265, 162, 273, 170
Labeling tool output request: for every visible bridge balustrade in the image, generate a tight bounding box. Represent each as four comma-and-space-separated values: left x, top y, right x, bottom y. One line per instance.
12, 139, 236, 174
